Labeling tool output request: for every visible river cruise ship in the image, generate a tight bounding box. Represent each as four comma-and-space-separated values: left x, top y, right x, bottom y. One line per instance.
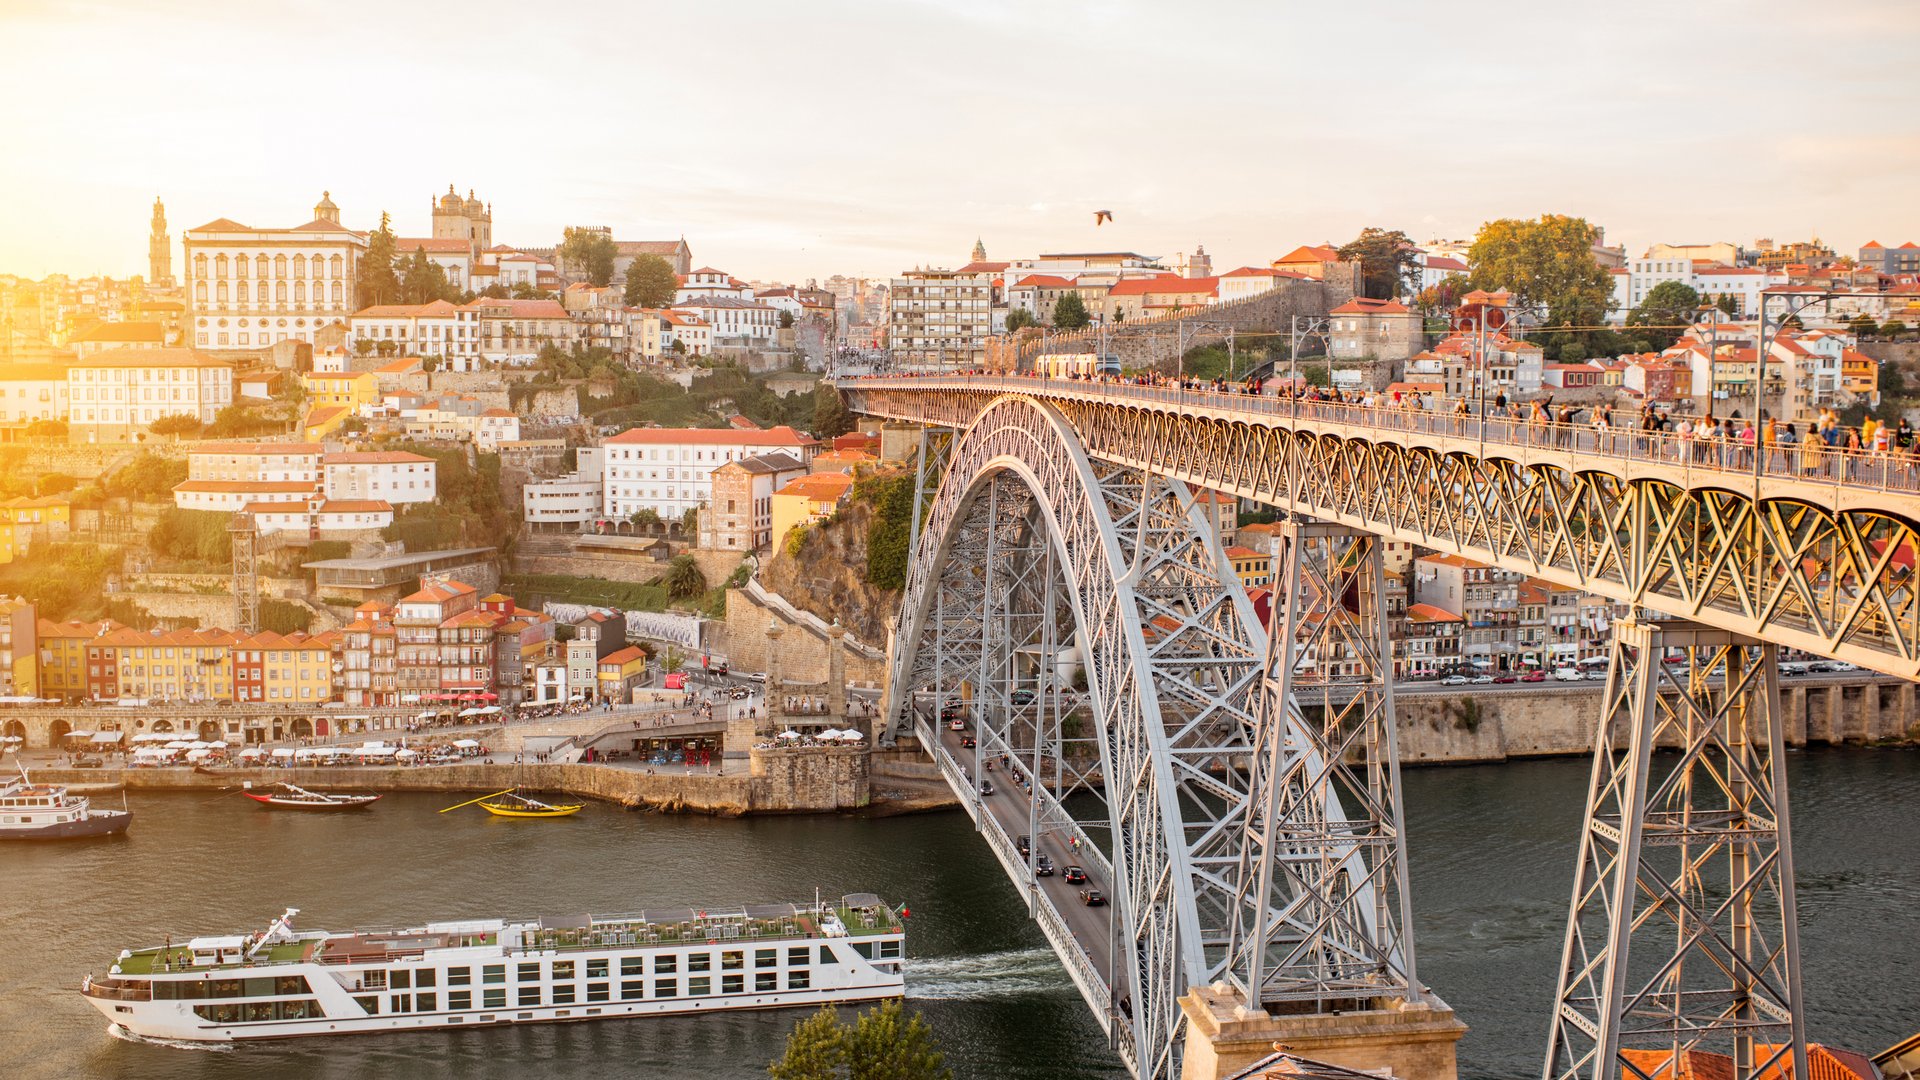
0, 771, 131, 840
82, 898, 905, 1043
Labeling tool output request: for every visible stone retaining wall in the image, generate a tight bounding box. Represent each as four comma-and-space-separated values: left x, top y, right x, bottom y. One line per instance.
719, 588, 888, 685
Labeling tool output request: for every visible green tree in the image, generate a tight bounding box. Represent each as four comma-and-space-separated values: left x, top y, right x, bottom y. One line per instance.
843, 999, 952, 1080
36, 472, 76, 496
664, 554, 707, 599
680, 506, 700, 537
1004, 307, 1036, 333
1626, 280, 1703, 352
26, 418, 67, 440
1467, 214, 1615, 325
1337, 227, 1420, 300
1052, 291, 1090, 329
400, 249, 458, 305
1414, 273, 1472, 318
1848, 314, 1880, 337
863, 471, 914, 591
812, 384, 854, 439
560, 227, 619, 287
148, 413, 204, 438
779, 310, 796, 329
623, 254, 678, 307
769, 1006, 847, 1080
105, 452, 187, 501
359, 212, 401, 308
630, 508, 663, 533
353, 338, 375, 356
1716, 294, 1739, 316
1880, 320, 1908, 338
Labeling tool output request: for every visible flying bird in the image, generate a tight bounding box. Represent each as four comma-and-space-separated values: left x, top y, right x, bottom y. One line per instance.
1093, 210, 1114, 226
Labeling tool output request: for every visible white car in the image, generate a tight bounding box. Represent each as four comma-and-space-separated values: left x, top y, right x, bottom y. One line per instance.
1553, 668, 1583, 682
1584, 670, 1609, 681
1469, 674, 1495, 685
1829, 662, 1858, 672
1439, 674, 1469, 686
745, 672, 767, 683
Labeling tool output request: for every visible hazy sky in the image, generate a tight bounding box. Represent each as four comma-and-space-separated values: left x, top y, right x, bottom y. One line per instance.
2, 0, 1917, 283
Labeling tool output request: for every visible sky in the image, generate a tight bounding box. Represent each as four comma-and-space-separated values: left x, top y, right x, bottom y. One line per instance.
1, 0, 1917, 284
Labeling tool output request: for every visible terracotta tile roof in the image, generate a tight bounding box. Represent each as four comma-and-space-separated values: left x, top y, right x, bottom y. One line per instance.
776, 473, 854, 501
71, 322, 165, 344
1330, 297, 1411, 315
70, 348, 230, 369
319, 499, 393, 513
465, 298, 567, 319
1010, 274, 1076, 289
353, 299, 462, 318
600, 645, 648, 667
606, 425, 815, 447
1274, 244, 1342, 265
1406, 603, 1462, 623
188, 217, 251, 232
480, 408, 516, 418
1222, 545, 1265, 561
1109, 276, 1218, 297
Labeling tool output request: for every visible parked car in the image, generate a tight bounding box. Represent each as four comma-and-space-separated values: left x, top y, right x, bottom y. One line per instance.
1493, 674, 1517, 684
1440, 674, 1469, 686
1063, 865, 1089, 885
1554, 667, 1583, 682
1521, 671, 1547, 683
746, 672, 767, 684
1830, 662, 1858, 672
1035, 854, 1055, 877
1584, 670, 1609, 681
1470, 674, 1495, 685
1806, 661, 1836, 673
1080, 889, 1108, 907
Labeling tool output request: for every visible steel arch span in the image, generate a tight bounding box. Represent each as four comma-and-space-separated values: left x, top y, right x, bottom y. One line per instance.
882, 395, 1416, 1079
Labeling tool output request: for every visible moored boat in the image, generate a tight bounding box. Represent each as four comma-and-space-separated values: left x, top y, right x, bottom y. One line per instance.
440, 788, 583, 818
0, 769, 132, 840
242, 782, 380, 811
81, 897, 907, 1043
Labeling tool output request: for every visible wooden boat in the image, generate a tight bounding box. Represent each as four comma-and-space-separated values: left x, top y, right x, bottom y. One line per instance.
243, 782, 381, 810
440, 788, 582, 818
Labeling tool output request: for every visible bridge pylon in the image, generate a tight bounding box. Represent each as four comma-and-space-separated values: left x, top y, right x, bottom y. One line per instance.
1184, 522, 1464, 1080
1544, 618, 1808, 1080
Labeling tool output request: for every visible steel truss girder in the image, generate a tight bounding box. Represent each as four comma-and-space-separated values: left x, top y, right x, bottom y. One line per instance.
883, 396, 1266, 1080
1229, 523, 1419, 1008
845, 387, 1920, 678
1544, 619, 1808, 1080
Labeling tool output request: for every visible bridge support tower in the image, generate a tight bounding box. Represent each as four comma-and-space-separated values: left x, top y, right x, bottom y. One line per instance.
1545, 618, 1807, 1080
1185, 522, 1463, 1080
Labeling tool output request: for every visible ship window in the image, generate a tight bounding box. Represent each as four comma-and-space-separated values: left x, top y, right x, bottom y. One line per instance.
688, 976, 711, 996
553, 985, 575, 1005
210, 979, 243, 999
687, 953, 711, 972
196, 1003, 243, 1023
482, 965, 505, 984
415, 970, 436, 988
552, 961, 574, 981
482, 989, 506, 1009
517, 987, 540, 1006
354, 996, 378, 1014
389, 994, 410, 1013
754, 949, 776, 968
279, 1000, 317, 1020
755, 972, 777, 992
819, 946, 835, 965
851, 942, 875, 959
722, 973, 744, 995
879, 940, 901, 959
620, 957, 645, 976
787, 947, 809, 967
275, 976, 310, 996
586, 959, 609, 979
448, 967, 471, 986
655, 979, 678, 998
390, 970, 410, 990
654, 955, 677, 975
517, 963, 540, 982
449, 991, 472, 1011
587, 983, 609, 1002
787, 970, 810, 991
721, 950, 743, 970
620, 980, 645, 1000
361, 971, 387, 991
415, 993, 436, 1012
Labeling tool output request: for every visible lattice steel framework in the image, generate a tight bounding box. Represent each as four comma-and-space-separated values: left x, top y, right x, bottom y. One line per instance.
844, 381, 1920, 678
230, 511, 259, 635
1229, 523, 1419, 1008
1544, 619, 1807, 1080
882, 396, 1268, 1079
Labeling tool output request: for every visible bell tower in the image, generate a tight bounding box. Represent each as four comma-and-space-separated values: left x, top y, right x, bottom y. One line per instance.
149, 197, 173, 287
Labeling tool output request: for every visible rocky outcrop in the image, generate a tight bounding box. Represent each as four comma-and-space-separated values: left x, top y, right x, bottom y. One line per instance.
760, 492, 899, 647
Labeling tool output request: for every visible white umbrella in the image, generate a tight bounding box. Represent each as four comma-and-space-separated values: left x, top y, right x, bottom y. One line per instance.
270, 748, 296, 758
452, 739, 480, 748
186, 748, 212, 761
237, 747, 264, 758
165, 740, 191, 750
395, 748, 419, 758
207, 740, 228, 748
779, 730, 801, 739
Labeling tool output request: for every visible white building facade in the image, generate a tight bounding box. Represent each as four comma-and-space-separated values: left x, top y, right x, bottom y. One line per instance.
67, 349, 235, 442
322, 451, 438, 504
348, 300, 481, 369
600, 427, 817, 521
183, 193, 366, 350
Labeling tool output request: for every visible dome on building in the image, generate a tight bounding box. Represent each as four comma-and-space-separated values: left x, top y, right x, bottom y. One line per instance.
465, 190, 485, 215
313, 191, 340, 223
440, 184, 463, 210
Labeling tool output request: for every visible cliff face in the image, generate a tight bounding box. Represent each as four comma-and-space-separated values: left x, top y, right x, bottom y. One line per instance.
761, 494, 899, 647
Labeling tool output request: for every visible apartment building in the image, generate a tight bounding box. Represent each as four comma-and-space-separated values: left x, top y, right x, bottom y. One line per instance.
887, 268, 993, 367
600, 426, 818, 521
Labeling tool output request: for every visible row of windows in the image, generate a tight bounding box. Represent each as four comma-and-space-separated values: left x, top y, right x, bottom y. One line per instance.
194, 253, 344, 279
199, 281, 345, 305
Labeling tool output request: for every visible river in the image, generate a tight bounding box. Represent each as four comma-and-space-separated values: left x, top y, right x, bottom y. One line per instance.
3, 749, 1915, 1080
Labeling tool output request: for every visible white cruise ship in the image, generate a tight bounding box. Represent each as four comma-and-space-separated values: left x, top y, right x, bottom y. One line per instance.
82, 897, 905, 1043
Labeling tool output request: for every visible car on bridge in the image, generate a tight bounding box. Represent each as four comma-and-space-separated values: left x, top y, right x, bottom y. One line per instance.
1017, 835, 1032, 857
1079, 889, 1107, 907
1010, 689, 1036, 706
1063, 865, 1088, 885
1035, 854, 1055, 876
979, 780, 995, 796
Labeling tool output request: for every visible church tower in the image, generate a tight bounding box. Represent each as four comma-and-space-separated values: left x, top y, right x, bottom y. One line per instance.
313, 191, 341, 225
433, 184, 491, 259
149, 197, 172, 287
971, 237, 988, 264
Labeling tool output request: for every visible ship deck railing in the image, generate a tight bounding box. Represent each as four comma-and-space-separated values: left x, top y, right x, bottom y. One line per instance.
108, 905, 903, 975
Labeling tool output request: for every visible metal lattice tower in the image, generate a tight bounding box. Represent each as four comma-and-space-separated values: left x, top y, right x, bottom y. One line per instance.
230, 511, 259, 635
1229, 522, 1420, 1009
1544, 619, 1807, 1080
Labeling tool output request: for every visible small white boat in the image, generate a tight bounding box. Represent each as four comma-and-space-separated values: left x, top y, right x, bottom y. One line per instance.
242, 782, 380, 811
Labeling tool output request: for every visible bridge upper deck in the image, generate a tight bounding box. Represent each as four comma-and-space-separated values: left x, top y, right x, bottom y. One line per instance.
841, 373, 1920, 516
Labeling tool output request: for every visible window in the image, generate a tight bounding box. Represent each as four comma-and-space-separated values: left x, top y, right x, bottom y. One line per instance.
517, 962, 540, 982
721, 951, 743, 970
754, 949, 776, 968
755, 972, 777, 992
620, 980, 645, 1000
688, 976, 711, 996
391, 970, 410, 990
587, 982, 610, 1002
655, 979, 678, 998
552, 961, 574, 981
482, 965, 505, 984
787, 970, 810, 990
482, 988, 506, 1008
787, 947, 809, 967
619, 956, 645, 977
687, 953, 710, 972
722, 973, 744, 995
654, 955, 677, 975
518, 986, 540, 1006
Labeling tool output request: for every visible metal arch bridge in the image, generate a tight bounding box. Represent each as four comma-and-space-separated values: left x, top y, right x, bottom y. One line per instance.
846, 374, 1920, 680
840, 374, 1918, 1080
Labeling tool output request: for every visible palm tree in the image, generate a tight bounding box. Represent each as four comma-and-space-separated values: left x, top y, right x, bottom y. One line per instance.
664, 555, 707, 599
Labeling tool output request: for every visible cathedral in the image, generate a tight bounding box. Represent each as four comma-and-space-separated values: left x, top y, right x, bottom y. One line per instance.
432, 185, 492, 260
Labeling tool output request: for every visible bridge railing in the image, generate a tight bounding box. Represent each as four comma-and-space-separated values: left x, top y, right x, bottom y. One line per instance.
844, 374, 1920, 497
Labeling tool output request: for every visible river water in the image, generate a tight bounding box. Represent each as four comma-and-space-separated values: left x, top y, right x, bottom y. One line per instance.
3, 749, 1915, 1080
